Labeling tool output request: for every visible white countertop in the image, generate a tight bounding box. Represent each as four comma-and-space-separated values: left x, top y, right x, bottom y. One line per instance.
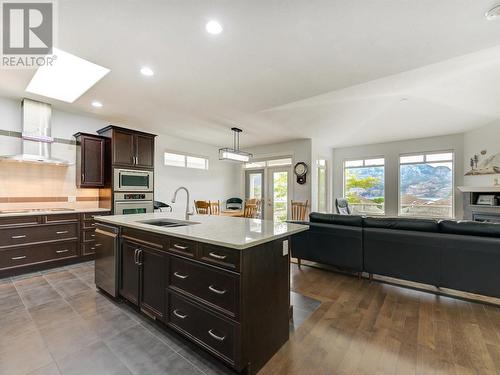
458, 186, 500, 193
95, 212, 309, 250
0, 207, 111, 218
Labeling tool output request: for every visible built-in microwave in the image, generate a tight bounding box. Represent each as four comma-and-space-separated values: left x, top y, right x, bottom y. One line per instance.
113, 168, 154, 192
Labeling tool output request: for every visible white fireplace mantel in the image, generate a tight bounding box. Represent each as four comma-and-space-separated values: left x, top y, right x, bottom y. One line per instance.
458, 186, 500, 193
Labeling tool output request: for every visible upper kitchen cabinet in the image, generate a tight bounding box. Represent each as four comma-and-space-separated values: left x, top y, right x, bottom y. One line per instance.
97, 126, 156, 169
74, 133, 108, 188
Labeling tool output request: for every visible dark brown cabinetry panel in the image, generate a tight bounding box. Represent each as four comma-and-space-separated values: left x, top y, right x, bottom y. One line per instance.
139, 245, 166, 320
169, 255, 239, 318
167, 292, 239, 364
97, 126, 156, 169
113, 129, 135, 167
74, 133, 108, 188
120, 240, 140, 305
136, 134, 155, 168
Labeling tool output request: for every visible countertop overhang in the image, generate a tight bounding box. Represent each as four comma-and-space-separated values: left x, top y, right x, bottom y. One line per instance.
95, 212, 309, 250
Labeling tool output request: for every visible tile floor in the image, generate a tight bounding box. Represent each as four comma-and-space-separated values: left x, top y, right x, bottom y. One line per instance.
0, 262, 320, 375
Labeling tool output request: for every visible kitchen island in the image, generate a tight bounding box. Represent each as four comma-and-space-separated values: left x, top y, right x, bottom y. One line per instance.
94, 212, 308, 374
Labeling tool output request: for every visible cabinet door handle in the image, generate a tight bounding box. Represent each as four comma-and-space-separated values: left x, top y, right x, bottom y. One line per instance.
174, 271, 189, 279
134, 249, 139, 265
56, 231, 69, 234
11, 235, 26, 239
208, 329, 226, 342
208, 285, 227, 295
82, 173, 85, 182
173, 244, 188, 251
173, 309, 188, 319
12, 256, 27, 260
209, 252, 226, 260
137, 249, 143, 266
56, 249, 69, 254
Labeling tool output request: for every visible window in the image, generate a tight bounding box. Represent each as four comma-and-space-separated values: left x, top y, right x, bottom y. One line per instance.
317, 159, 327, 212
164, 152, 209, 170
344, 158, 385, 215
244, 158, 292, 169
399, 152, 453, 218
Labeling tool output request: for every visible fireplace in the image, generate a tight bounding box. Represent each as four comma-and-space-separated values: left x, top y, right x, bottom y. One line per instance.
472, 213, 500, 224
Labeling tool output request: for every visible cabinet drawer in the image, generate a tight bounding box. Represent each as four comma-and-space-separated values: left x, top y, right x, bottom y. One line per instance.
82, 241, 101, 255
82, 229, 97, 242
168, 292, 237, 363
45, 214, 79, 223
199, 244, 240, 272
168, 238, 197, 258
122, 227, 165, 250
0, 215, 40, 227
0, 223, 78, 248
169, 256, 239, 318
0, 241, 78, 269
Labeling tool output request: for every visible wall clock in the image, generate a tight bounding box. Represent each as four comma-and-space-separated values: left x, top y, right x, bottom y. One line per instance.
294, 162, 308, 185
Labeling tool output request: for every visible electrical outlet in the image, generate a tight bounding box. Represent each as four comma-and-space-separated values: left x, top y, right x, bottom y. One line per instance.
282, 240, 289, 256
68, 196, 76, 203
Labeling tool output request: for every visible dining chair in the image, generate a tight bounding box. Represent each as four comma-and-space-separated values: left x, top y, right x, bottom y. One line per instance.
209, 200, 220, 215
194, 200, 210, 214
226, 197, 243, 210
243, 203, 258, 218
291, 200, 309, 221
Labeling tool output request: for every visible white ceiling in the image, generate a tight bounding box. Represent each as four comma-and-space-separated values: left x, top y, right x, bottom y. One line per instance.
1, 0, 500, 148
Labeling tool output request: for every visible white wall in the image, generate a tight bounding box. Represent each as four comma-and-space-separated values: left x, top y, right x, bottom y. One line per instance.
241, 139, 312, 204
154, 135, 240, 214
311, 138, 333, 213
463, 121, 500, 187
332, 133, 465, 218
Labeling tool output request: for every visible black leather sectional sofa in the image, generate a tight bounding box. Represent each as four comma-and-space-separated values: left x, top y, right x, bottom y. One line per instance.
291, 212, 500, 298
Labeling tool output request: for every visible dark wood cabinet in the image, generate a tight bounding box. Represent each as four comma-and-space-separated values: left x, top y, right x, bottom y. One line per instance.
74, 133, 108, 188
97, 126, 156, 169
139, 245, 166, 320
120, 239, 140, 305
136, 134, 155, 168
116, 228, 290, 374
120, 238, 166, 320
0, 211, 107, 278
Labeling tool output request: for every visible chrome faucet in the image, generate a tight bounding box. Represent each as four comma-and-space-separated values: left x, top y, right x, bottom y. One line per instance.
171, 186, 194, 220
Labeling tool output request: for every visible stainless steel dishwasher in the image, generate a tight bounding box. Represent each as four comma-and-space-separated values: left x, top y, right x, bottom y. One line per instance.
94, 223, 120, 297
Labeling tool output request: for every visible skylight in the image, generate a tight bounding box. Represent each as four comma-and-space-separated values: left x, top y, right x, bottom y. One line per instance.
26, 48, 110, 103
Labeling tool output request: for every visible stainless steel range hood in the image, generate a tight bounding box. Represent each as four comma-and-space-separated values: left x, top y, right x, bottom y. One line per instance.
0, 99, 71, 166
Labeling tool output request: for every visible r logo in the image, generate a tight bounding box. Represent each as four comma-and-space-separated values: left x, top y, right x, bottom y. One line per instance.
2, 2, 53, 55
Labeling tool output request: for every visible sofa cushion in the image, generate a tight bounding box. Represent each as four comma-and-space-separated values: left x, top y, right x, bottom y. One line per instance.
363, 217, 439, 232
439, 220, 500, 238
309, 212, 363, 227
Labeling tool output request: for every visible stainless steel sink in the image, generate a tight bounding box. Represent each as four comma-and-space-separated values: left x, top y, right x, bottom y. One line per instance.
138, 219, 200, 228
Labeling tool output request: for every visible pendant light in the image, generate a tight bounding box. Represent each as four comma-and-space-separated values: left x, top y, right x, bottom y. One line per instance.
219, 127, 252, 162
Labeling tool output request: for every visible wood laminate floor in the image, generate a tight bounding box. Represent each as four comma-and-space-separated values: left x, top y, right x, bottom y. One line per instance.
260, 264, 500, 375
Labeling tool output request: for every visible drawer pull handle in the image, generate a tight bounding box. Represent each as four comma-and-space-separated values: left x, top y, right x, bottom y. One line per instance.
208, 285, 227, 295
12, 256, 27, 260
11, 235, 26, 239
173, 244, 188, 250
174, 272, 189, 280
94, 243, 102, 247
173, 309, 188, 319
90, 223, 96, 226
56, 231, 69, 235
91, 234, 96, 238
56, 249, 69, 254
208, 329, 226, 342
209, 252, 226, 260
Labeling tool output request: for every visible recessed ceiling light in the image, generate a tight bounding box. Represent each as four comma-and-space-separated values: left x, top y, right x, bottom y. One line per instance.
206, 20, 223, 35
140, 67, 154, 76
400, 97, 409, 102
486, 5, 500, 20
26, 48, 110, 103
91, 101, 103, 108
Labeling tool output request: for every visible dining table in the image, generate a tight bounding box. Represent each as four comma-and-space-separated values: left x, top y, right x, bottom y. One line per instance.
220, 209, 245, 217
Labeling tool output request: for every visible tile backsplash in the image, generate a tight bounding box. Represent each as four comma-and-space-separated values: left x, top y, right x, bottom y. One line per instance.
0, 141, 99, 210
